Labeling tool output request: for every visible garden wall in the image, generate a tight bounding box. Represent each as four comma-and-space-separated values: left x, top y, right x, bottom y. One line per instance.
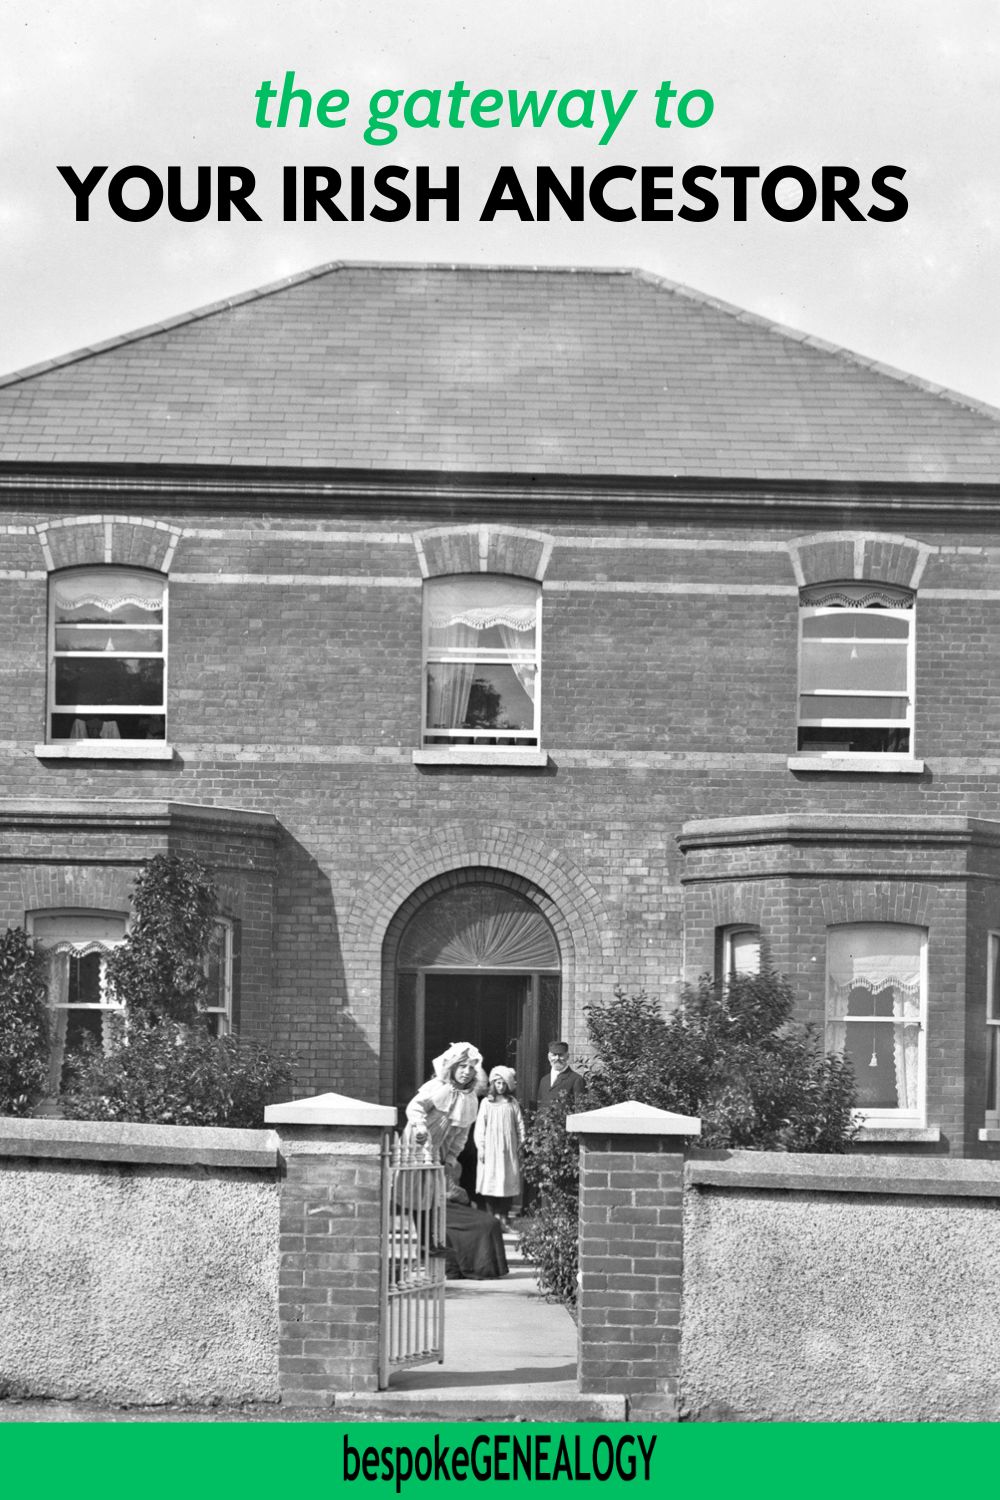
0, 1117, 280, 1405
681, 1151, 1000, 1421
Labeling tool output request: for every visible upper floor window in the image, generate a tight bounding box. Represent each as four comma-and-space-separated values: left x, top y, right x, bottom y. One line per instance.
48, 568, 167, 743
29, 909, 128, 1093
422, 574, 540, 748
987, 932, 1000, 1126
798, 583, 914, 756
826, 923, 926, 1124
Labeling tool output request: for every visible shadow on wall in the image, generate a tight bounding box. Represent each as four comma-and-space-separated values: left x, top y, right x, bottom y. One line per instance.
268, 828, 380, 1102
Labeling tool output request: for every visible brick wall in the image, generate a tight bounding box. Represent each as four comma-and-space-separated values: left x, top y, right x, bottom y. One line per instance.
5, 503, 1000, 1142
274, 1124, 386, 1402
577, 1130, 685, 1412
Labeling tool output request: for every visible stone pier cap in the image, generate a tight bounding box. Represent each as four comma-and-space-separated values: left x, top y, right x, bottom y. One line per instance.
264, 1091, 398, 1128
566, 1100, 702, 1136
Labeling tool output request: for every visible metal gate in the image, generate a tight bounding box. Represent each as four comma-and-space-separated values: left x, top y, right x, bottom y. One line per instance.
377, 1133, 446, 1389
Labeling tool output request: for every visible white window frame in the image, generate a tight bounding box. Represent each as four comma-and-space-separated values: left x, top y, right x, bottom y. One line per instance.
47, 566, 168, 744
720, 925, 762, 980
421, 574, 542, 750
797, 583, 914, 760
203, 918, 234, 1038
826, 922, 927, 1127
987, 932, 1000, 1126
28, 909, 128, 1094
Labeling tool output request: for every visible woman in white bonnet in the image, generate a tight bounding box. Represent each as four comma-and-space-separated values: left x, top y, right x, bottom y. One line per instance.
403, 1040, 487, 1179
473, 1065, 526, 1230
404, 1042, 508, 1279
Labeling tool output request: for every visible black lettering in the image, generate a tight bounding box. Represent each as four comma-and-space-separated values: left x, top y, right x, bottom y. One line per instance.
480, 166, 534, 221
720, 165, 761, 221
536, 165, 585, 222
867, 165, 908, 222
761, 165, 817, 222
56, 164, 108, 221
678, 165, 718, 222
590, 165, 636, 222
821, 166, 864, 222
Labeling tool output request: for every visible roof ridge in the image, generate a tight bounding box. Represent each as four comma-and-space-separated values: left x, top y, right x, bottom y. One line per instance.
1, 260, 997, 426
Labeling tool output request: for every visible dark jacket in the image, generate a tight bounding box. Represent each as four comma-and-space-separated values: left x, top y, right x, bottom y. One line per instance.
536, 1065, 587, 1112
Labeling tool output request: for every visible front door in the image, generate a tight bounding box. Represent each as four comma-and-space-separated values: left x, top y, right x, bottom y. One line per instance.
395, 968, 560, 1116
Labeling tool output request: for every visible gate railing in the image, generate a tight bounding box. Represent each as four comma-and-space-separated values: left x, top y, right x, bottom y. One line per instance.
378, 1133, 446, 1389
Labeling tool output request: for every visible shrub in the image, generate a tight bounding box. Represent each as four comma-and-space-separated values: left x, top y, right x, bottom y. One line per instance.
520, 972, 859, 1308
586, 975, 858, 1152
518, 1090, 584, 1306
105, 854, 218, 1024
60, 1017, 295, 1128
0, 927, 50, 1115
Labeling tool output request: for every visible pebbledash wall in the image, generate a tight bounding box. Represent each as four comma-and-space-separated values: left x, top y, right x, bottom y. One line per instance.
4, 265, 1000, 1154
0, 1117, 280, 1405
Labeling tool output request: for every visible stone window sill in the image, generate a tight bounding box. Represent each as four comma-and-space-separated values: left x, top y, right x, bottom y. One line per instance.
978, 1128, 1000, 1142
413, 749, 548, 767
788, 755, 925, 775
35, 743, 175, 762
854, 1125, 941, 1143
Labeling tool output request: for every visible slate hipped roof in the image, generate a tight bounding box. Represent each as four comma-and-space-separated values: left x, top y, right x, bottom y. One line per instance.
1, 262, 998, 484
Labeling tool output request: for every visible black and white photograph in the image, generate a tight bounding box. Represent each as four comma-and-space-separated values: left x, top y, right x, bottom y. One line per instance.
1, 0, 999, 1435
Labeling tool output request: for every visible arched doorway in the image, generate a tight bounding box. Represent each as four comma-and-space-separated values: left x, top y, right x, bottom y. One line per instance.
394, 882, 561, 1113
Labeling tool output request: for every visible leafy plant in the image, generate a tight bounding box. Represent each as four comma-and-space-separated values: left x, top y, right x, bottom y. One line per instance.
60, 1018, 294, 1128
0, 927, 50, 1115
586, 975, 858, 1152
520, 972, 859, 1308
105, 854, 218, 1024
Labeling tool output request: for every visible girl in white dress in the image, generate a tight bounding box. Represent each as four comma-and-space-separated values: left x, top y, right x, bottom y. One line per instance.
474, 1066, 526, 1229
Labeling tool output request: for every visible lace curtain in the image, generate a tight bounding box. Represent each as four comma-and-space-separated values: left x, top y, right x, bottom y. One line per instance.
426, 576, 538, 728
53, 569, 164, 617
827, 925, 922, 1112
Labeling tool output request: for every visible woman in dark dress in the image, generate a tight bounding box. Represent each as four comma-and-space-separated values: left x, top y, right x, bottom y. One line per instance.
443, 1177, 509, 1280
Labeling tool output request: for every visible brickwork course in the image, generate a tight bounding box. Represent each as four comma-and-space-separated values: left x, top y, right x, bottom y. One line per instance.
2, 263, 1000, 1156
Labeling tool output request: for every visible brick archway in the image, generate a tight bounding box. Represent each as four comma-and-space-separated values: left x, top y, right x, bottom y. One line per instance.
342, 824, 611, 1103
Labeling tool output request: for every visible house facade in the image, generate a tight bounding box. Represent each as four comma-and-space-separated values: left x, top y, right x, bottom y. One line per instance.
2, 263, 1000, 1154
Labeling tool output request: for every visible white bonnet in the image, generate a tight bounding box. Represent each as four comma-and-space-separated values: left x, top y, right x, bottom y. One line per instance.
432, 1041, 485, 1081
489, 1065, 517, 1092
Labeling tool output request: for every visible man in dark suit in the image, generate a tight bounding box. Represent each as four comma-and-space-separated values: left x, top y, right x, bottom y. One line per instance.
536, 1040, 587, 1112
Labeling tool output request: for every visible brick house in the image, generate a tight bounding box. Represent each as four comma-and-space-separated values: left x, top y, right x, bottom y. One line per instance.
2, 262, 1000, 1156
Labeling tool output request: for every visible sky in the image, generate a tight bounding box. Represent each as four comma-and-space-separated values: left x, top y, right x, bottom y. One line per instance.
1, 0, 998, 406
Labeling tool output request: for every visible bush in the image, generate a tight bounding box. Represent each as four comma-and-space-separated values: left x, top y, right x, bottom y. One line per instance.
60, 1017, 295, 1128
517, 1090, 584, 1306
520, 972, 859, 1308
0, 927, 50, 1115
586, 975, 858, 1152
105, 854, 218, 1024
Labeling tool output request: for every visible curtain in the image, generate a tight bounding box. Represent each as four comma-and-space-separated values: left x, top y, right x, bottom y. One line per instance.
46, 950, 71, 1096
426, 577, 538, 730
827, 925, 922, 1111
426, 621, 477, 729
53, 569, 164, 617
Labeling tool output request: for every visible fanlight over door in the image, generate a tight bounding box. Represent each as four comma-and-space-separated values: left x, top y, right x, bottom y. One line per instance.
395, 884, 561, 1110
